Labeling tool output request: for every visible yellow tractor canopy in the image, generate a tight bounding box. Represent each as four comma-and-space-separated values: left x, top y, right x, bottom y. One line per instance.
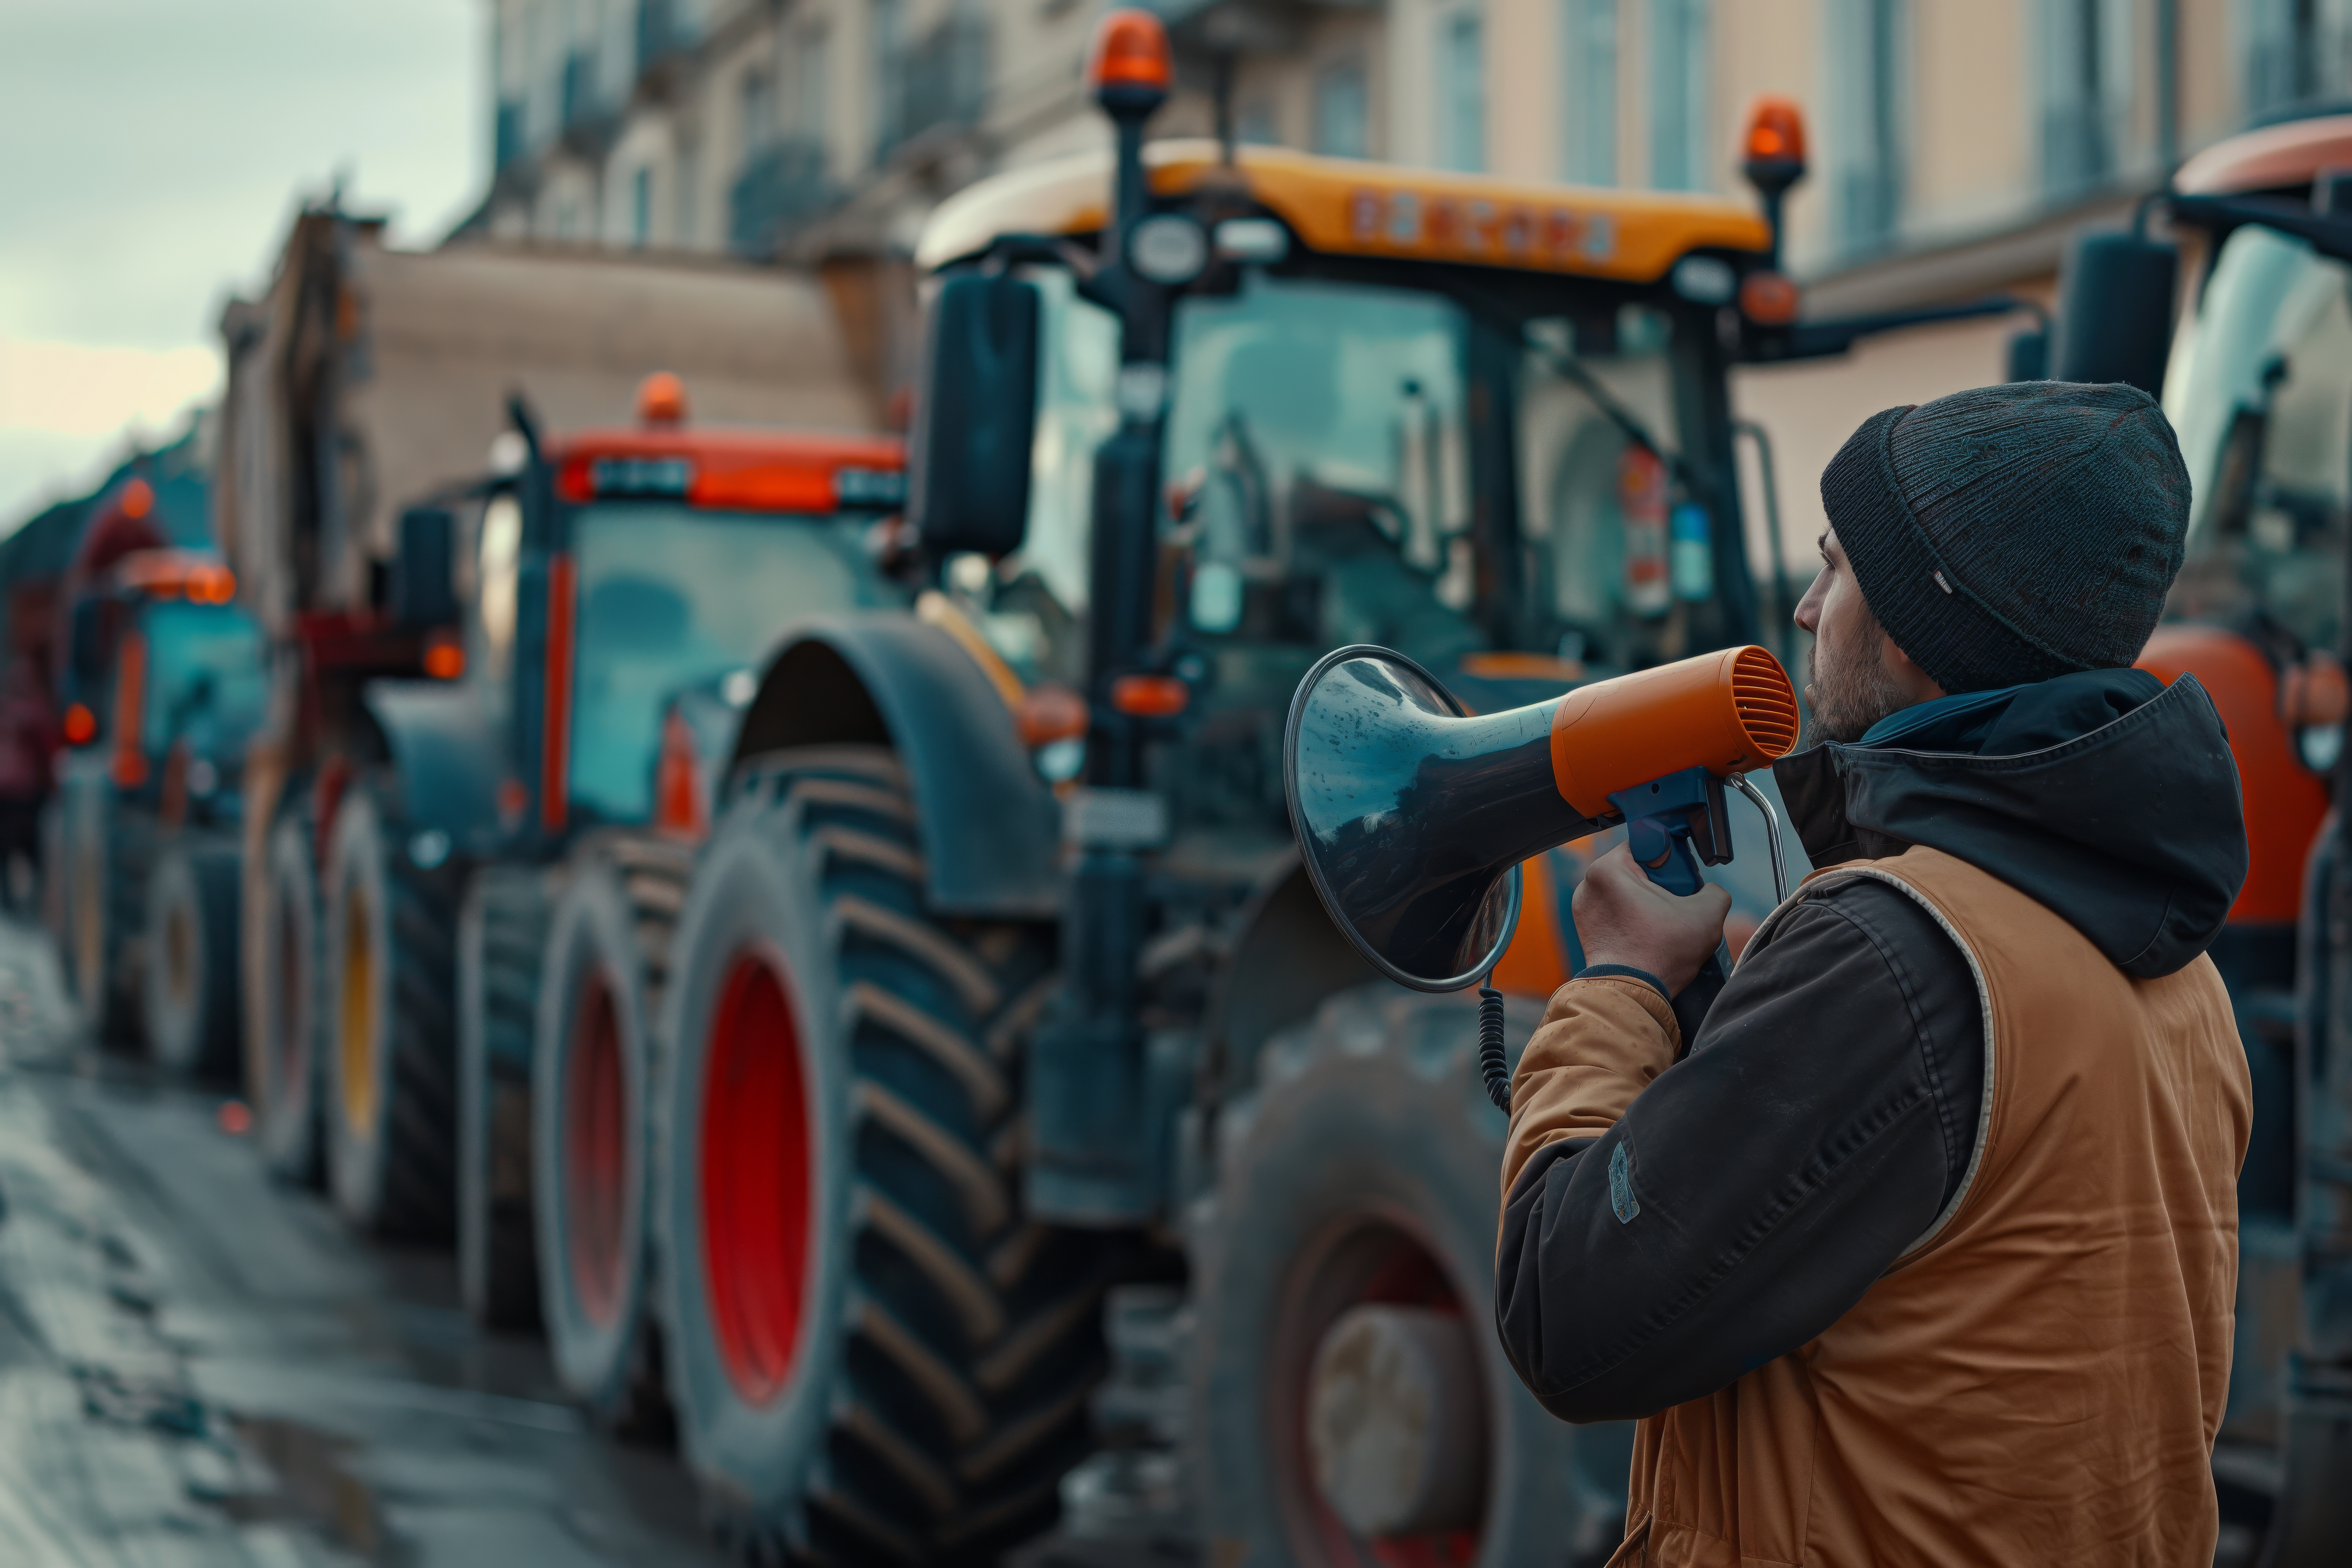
917, 138, 1773, 284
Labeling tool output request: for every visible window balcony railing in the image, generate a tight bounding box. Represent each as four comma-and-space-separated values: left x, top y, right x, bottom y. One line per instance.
729, 137, 832, 256
877, 14, 990, 159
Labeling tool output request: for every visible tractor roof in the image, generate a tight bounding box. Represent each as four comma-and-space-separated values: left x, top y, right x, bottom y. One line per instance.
552, 427, 906, 513
917, 138, 1772, 284
2177, 112, 2352, 196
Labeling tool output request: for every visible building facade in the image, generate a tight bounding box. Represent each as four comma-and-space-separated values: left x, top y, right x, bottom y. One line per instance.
465, 0, 2352, 559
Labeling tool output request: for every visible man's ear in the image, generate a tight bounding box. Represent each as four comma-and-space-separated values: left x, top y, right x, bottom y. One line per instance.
1880, 629, 1947, 702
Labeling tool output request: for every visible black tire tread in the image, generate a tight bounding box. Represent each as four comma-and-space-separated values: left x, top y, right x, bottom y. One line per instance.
465, 864, 550, 1329
256, 789, 323, 1183
716, 747, 1110, 1567
374, 854, 458, 1238
567, 828, 693, 1440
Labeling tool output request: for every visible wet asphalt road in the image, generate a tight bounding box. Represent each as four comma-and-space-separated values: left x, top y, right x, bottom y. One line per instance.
0, 914, 729, 1567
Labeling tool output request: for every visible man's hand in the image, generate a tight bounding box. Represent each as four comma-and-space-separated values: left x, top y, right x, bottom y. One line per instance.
1573, 844, 1732, 996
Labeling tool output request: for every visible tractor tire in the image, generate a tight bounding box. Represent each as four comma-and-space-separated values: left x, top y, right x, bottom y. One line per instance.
655, 745, 1107, 1565
142, 836, 242, 1076
322, 780, 460, 1239
38, 798, 66, 944
458, 861, 553, 1330
64, 784, 149, 1043
252, 800, 325, 1183
534, 829, 692, 1435
1187, 982, 1633, 1568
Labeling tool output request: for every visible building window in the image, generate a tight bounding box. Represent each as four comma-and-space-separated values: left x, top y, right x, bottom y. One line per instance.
2039, 0, 2134, 199
2243, 0, 2329, 119
632, 165, 652, 247
873, 0, 904, 154
1648, 0, 1708, 191
1439, 7, 1485, 172
1563, 0, 1617, 184
796, 25, 830, 147
1315, 58, 1369, 158
1827, 0, 1904, 256
677, 138, 700, 247
1237, 97, 1280, 146
740, 67, 773, 157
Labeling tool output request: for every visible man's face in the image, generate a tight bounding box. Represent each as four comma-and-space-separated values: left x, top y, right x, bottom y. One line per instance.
1792, 528, 1914, 746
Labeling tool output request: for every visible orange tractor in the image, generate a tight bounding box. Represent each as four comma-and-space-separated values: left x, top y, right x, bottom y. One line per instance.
2051, 108, 2352, 1563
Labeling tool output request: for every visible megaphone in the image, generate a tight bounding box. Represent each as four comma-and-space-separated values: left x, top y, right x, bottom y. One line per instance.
1283, 644, 1799, 1100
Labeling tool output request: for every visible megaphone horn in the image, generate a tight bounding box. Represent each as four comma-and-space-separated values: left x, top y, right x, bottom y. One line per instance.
1282, 644, 1799, 1001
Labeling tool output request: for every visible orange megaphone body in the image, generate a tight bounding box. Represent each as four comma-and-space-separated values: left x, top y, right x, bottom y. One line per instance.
1549, 644, 1800, 816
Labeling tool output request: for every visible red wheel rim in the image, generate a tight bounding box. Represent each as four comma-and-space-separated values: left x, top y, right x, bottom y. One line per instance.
564, 970, 629, 1324
700, 952, 813, 1405
1278, 1218, 1484, 1568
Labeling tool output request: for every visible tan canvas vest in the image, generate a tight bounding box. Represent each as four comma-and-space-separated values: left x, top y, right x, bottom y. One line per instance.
1610, 847, 2250, 1568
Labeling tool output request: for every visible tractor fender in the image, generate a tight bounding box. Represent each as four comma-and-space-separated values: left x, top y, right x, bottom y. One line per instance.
728, 613, 1060, 919
360, 679, 503, 854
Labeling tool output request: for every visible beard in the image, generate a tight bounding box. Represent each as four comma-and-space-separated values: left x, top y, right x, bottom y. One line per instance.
1802, 626, 1912, 747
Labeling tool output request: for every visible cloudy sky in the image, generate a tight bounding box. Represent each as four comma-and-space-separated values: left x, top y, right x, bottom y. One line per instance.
0, 0, 480, 532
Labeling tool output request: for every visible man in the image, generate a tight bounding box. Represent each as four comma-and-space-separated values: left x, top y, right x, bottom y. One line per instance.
1494, 381, 2252, 1566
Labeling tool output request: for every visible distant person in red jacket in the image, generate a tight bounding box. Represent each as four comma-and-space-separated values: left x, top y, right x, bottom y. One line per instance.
0, 655, 56, 913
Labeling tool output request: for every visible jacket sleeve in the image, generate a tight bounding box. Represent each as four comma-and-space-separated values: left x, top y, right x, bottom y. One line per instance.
1493, 880, 1984, 1424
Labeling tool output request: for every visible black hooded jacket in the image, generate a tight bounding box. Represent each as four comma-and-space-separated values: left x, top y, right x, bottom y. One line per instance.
1493, 668, 2248, 1423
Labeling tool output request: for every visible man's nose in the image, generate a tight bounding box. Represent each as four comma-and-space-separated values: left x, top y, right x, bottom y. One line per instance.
1793, 574, 1826, 634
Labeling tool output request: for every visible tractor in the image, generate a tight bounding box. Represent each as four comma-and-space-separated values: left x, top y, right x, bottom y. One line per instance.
584, 14, 2031, 1566
235, 375, 906, 1289
2049, 107, 2352, 1566
48, 482, 264, 1074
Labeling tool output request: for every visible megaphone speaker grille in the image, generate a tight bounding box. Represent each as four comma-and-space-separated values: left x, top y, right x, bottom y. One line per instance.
1728, 645, 1801, 755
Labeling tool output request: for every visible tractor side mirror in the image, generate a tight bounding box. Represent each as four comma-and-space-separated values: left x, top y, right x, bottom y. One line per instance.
910, 273, 1041, 560
2051, 231, 2178, 399
393, 505, 458, 628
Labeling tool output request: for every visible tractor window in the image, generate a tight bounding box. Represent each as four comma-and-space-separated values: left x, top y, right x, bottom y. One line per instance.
1012, 269, 1121, 620
1162, 273, 1484, 669
1516, 308, 1688, 671
567, 504, 896, 822
2166, 224, 2352, 653
139, 601, 266, 760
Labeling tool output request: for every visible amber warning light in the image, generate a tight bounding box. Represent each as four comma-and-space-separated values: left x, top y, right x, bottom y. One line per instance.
1744, 97, 1808, 168
637, 371, 688, 428
1088, 9, 1171, 94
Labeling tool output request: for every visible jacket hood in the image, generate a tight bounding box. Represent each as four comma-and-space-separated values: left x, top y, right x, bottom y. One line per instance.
1771, 669, 2248, 978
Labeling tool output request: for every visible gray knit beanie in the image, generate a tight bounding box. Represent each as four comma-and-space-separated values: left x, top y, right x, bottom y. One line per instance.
1819, 381, 2191, 694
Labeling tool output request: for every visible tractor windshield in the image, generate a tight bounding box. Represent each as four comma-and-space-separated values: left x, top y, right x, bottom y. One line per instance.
567, 504, 896, 822
2166, 223, 2352, 653
1004, 267, 1694, 683
139, 600, 266, 762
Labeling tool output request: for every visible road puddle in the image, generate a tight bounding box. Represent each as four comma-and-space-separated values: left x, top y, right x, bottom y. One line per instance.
216, 1414, 397, 1561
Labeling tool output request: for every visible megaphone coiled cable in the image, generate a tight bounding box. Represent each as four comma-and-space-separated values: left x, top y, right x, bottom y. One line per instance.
1479, 986, 1510, 1111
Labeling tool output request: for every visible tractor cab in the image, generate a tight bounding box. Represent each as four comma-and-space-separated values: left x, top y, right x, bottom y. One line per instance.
458, 377, 908, 846
59, 549, 263, 825
917, 135, 1794, 851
